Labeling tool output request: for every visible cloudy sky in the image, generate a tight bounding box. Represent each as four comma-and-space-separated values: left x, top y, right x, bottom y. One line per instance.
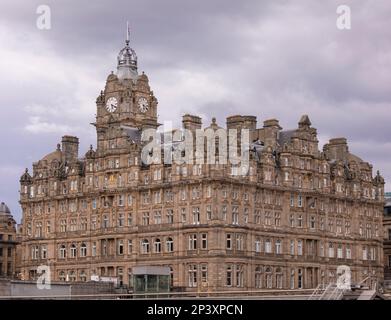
0, 0, 390, 222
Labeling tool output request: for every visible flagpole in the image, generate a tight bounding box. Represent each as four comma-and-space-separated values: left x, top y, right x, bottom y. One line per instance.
126, 21, 130, 44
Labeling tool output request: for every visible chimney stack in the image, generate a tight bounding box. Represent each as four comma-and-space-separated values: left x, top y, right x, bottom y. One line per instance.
61, 136, 79, 162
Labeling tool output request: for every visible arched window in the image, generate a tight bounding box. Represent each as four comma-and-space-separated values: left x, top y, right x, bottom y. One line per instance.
59, 271, 66, 281
275, 240, 282, 254
265, 239, 272, 253
166, 237, 174, 252
80, 243, 87, 257
141, 239, 149, 254
255, 238, 261, 253
265, 266, 273, 288
255, 266, 262, 289
298, 240, 303, 255
290, 269, 295, 289
69, 270, 76, 282
70, 244, 77, 258
59, 245, 66, 259
275, 267, 283, 289
154, 239, 161, 253
80, 270, 87, 282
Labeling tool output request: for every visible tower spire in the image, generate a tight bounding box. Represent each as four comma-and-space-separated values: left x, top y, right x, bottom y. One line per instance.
126, 21, 130, 45
117, 22, 138, 81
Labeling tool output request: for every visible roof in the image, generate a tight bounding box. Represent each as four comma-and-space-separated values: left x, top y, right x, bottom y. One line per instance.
278, 130, 295, 146
347, 152, 364, 163
41, 149, 62, 162
0, 202, 11, 215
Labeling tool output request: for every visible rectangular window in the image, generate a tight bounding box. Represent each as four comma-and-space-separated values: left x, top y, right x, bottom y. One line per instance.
298, 195, 303, 207
235, 265, 243, 287
167, 210, 174, 224
201, 233, 208, 249
206, 205, 212, 220
265, 239, 272, 253
290, 194, 294, 207
188, 265, 197, 287
289, 214, 294, 227
290, 240, 295, 255
297, 215, 303, 228
154, 211, 162, 224
118, 214, 124, 227
118, 240, 124, 255
337, 245, 343, 259
118, 195, 125, 206
274, 212, 281, 226
329, 243, 335, 258
181, 208, 187, 223
128, 240, 133, 254
226, 265, 232, 286
297, 240, 303, 256
142, 212, 150, 226
41, 246, 47, 259
236, 234, 243, 251
192, 207, 200, 224
222, 205, 227, 221
232, 207, 239, 225
346, 246, 351, 259
255, 239, 261, 253
310, 216, 316, 229
226, 234, 232, 250
188, 234, 197, 250
362, 246, 367, 260
201, 264, 208, 283
92, 242, 96, 257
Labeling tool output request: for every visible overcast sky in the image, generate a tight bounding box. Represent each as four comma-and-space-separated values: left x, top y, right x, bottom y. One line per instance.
0, 0, 390, 222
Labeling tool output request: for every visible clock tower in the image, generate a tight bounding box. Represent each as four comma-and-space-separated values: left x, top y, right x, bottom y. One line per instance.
94, 26, 159, 152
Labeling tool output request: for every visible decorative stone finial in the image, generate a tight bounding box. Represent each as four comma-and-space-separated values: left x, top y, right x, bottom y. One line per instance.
298, 115, 311, 128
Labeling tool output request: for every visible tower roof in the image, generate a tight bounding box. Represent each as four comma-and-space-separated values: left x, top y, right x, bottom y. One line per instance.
298, 114, 312, 127
117, 22, 138, 81
0, 202, 11, 215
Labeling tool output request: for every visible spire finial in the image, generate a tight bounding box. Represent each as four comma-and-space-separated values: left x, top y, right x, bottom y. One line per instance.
126, 21, 130, 45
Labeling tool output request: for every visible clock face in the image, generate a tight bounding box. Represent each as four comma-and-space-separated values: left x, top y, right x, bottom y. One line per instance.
138, 97, 149, 113
106, 97, 118, 113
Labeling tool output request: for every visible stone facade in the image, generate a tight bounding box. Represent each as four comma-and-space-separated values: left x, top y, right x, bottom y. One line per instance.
0, 202, 17, 278
18, 33, 385, 292
383, 194, 391, 283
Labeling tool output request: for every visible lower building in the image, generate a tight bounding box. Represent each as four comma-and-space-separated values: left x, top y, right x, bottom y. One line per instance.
0, 202, 17, 279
